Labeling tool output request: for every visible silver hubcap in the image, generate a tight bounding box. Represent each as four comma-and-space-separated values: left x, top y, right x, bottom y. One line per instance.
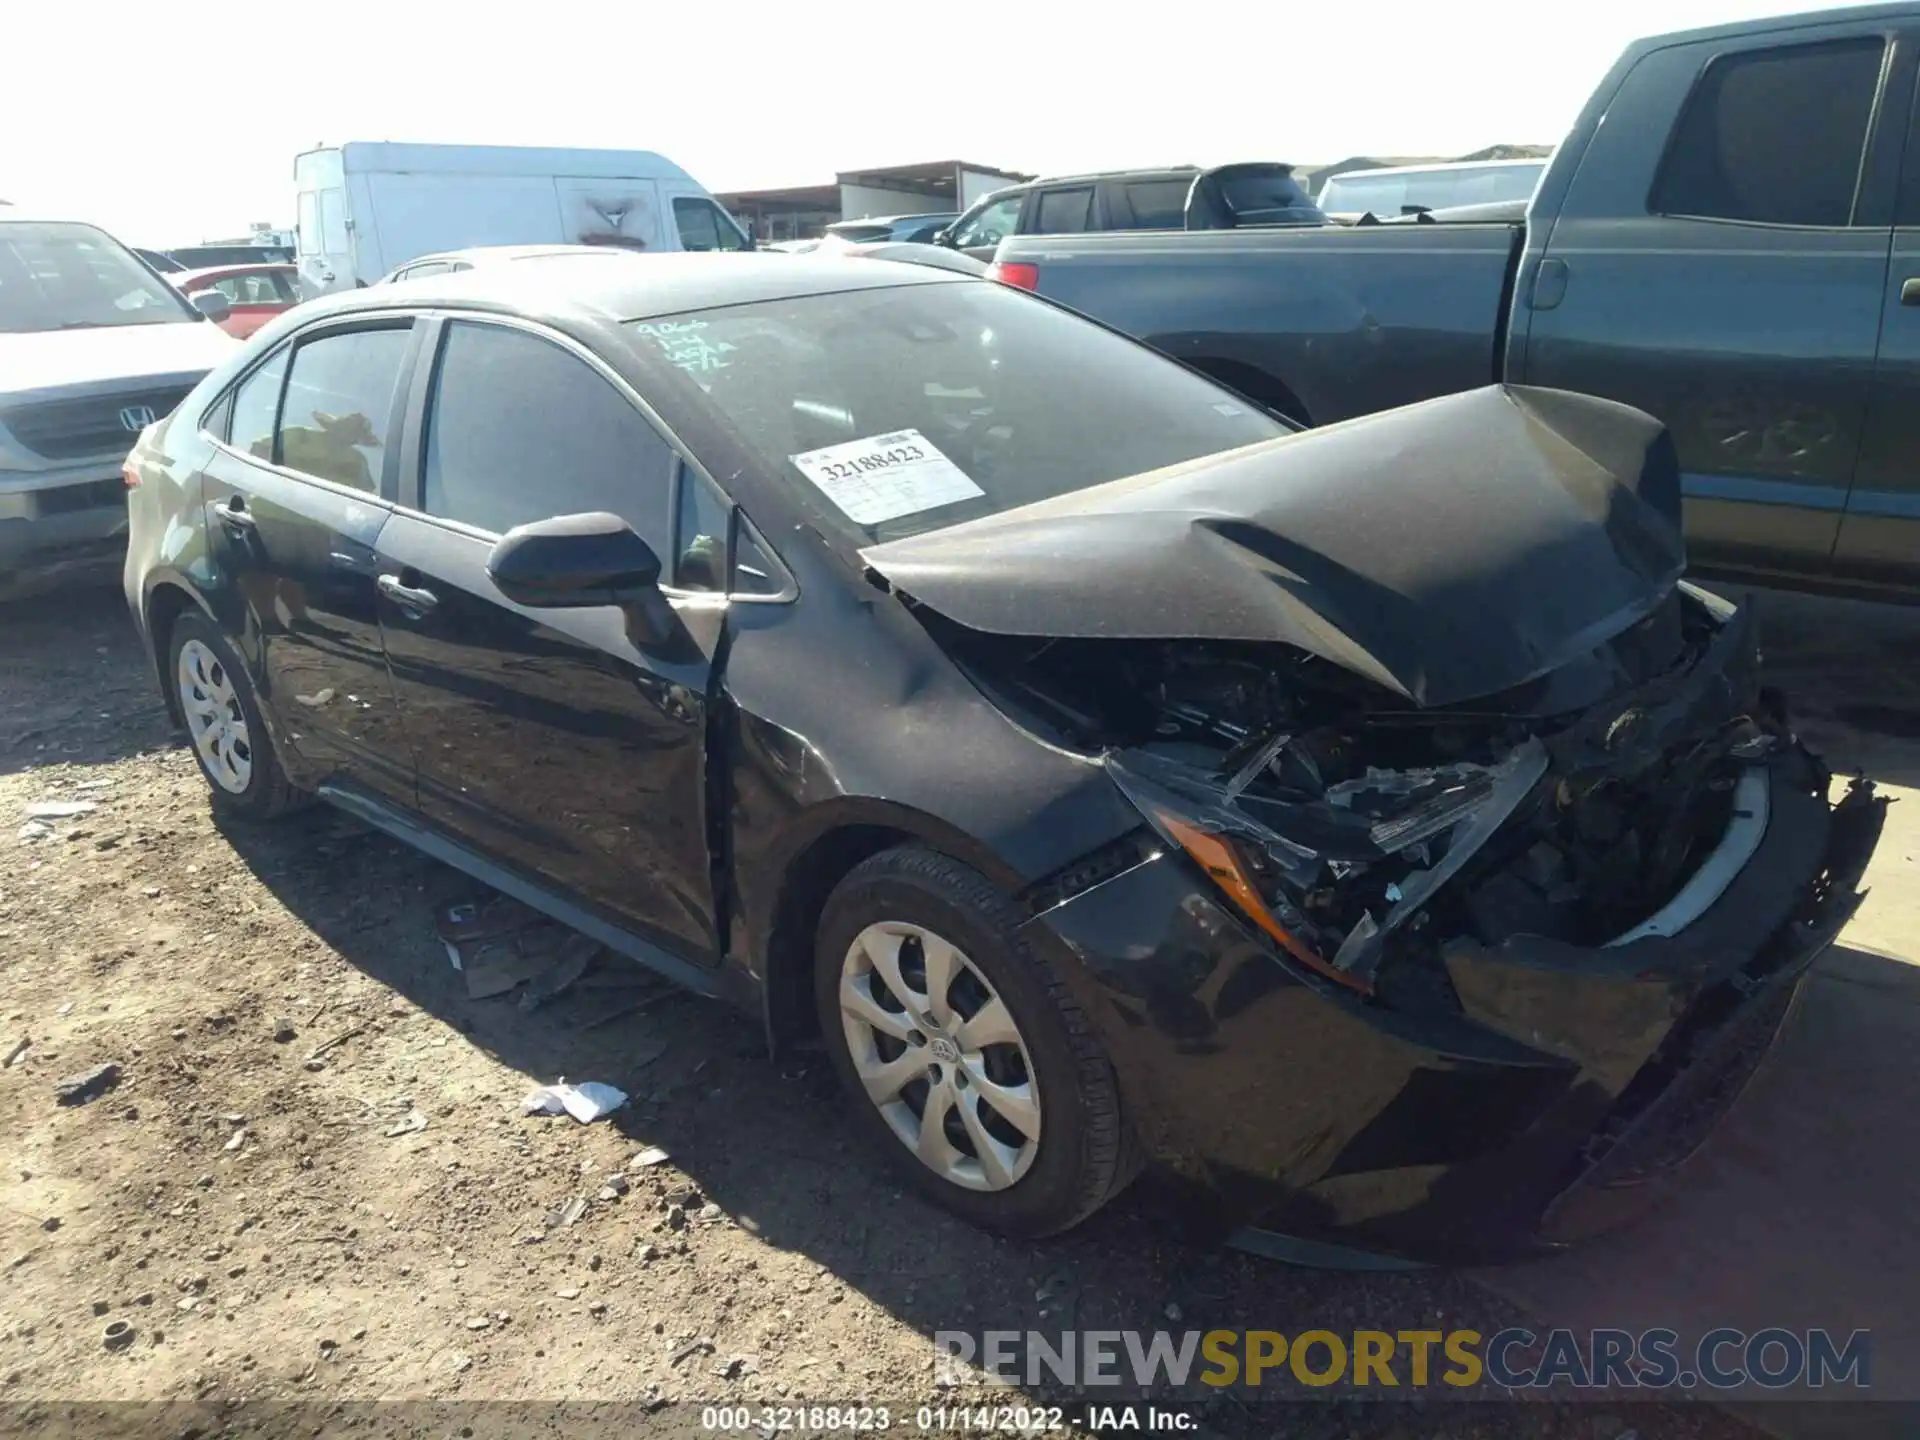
839, 922, 1042, 1192
177, 639, 252, 794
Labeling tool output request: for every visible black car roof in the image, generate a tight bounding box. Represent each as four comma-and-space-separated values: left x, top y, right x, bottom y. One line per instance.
297, 252, 966, 331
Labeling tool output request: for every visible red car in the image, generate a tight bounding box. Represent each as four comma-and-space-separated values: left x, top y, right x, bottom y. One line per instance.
169, 263, 302, 338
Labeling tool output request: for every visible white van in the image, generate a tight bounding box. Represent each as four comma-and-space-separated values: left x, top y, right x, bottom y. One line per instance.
292, 143, 751, 295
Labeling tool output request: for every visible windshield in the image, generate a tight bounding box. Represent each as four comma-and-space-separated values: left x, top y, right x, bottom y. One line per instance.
1320, 163, 1545, 215
0, 221, 199, 334
628, 280, 1288, 544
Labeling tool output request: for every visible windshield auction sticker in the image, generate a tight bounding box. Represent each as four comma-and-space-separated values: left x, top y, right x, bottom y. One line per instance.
789, 429, 984, 525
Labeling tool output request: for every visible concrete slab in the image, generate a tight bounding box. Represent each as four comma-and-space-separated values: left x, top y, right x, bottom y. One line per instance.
1472, 588, 1920, 1425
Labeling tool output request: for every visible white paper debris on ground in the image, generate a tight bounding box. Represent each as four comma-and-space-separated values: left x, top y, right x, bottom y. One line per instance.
521, 1081, 627, 1124
24, 800, 98, 819
628, 1146, 671, 1170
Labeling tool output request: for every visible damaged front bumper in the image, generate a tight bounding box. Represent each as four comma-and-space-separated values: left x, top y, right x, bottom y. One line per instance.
1020, 604, 1887, 1265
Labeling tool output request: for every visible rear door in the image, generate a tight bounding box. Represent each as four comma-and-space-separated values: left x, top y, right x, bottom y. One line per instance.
198, 318, 421, 800
1837, 32, 1920, 590
372, 315, 723, 962
1519, 22, 1909, 579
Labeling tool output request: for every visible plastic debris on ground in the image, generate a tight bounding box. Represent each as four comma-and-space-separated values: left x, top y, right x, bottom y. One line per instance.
521, 1081, 628, 1123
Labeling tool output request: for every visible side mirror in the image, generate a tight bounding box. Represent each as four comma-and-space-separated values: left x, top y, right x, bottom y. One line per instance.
486, 512, 661, 608
189, 289, 232, 323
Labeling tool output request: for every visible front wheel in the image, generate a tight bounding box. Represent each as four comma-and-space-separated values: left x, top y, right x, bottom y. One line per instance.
167, 610, 305, 819
814, 846, 1135, 1237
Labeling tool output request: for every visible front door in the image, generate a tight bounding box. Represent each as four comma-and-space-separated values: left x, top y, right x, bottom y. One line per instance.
1517, 24, 1906, 580
374, 316, 722, 963
1837, 37, 1920, 590
198, 321, 419, 801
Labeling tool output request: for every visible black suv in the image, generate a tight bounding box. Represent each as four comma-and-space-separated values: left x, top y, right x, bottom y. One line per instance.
937, 164, 1325, 260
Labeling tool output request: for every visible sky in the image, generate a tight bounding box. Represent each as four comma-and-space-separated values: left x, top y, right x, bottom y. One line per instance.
0, 0, 1864, 245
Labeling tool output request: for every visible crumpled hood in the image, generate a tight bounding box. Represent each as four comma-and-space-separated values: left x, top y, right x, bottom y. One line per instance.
861, 385, 1686, 708
0, 319, 235, 398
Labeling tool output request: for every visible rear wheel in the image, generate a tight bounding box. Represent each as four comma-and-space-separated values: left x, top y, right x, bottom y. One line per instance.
167, 610, 305, 819
814, 846, 1134, 1236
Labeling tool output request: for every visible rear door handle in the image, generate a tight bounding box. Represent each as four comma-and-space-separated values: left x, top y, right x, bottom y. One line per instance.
1903, 278, 1920, 306
377, 573, 439, 614
216, 495, 255, 530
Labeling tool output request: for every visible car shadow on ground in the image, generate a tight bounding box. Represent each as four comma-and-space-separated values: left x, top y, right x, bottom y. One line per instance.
0, 585, 180, 781
209, 805, 1561, 1430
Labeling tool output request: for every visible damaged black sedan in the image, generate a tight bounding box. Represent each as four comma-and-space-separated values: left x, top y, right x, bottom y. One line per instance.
123, 255, 1883, 1263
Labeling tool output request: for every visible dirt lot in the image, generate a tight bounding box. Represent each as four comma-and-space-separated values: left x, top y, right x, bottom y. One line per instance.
0, 583, 1884, 1438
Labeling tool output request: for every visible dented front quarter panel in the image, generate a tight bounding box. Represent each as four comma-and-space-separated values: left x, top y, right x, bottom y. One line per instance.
716, 537, 1145, 986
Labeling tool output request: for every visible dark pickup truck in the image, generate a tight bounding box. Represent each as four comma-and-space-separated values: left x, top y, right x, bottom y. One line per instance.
995, 1, 1920, 599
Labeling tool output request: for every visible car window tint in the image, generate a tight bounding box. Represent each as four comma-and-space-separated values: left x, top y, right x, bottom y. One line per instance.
1652, 38, 1883, 226
228, 347, 289, 458
422, 321, 675, 544
1121, 179, 1190, 228
673, 465, 731, 591
951, 195, 1022, 248
277, 327, 411, 492
1032, 187, 1094, 234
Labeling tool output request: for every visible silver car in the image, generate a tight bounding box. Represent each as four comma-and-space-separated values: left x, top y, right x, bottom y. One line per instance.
1, 216, 236, 599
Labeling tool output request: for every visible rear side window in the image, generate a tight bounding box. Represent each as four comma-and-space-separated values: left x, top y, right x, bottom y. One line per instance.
1651, 38, 1884, 226
1120, 179, 1190, 229
278, 327, 412, 493
1032, 187, 1094, 234
228, 348, 289, 458
422, 321, 676, 544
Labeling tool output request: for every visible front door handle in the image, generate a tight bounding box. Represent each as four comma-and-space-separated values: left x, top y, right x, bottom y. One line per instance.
216, 495, 255, 530
377, 573, 439, 614
1902, 277, 1920, 306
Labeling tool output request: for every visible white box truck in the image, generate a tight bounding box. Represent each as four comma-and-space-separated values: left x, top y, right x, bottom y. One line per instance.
292, 143, 751, 295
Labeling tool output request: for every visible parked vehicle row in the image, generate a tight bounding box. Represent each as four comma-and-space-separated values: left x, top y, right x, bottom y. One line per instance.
992, 1, 1920, 600
118, 249, 1883, 1264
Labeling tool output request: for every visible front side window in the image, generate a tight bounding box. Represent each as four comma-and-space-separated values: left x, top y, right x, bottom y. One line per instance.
628, 279, 1286, 546
228, 348, 290, 458
1651, 37, 1884, 226
423, 321, 676, 543
0, 222, 199, 334
1031, 187, 1093, 235
950, 194, 1022, 249
277, 327, 412, 492
674, 198, 749, 252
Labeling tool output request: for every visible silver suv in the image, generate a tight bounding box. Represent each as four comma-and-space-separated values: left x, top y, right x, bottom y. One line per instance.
1, 217, 237, 599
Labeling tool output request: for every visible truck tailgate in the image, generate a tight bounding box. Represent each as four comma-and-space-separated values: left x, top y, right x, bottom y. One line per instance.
1003, 223, 1524, 427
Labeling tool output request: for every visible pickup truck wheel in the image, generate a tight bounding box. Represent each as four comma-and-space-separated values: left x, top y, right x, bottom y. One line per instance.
814, 846, 1135, 1237
168, 611, 305, 820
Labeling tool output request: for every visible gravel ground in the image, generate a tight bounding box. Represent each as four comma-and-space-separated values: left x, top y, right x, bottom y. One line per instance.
0, 586, 1776, 1439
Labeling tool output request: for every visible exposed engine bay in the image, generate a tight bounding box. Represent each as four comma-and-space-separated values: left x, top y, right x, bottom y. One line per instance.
932, 585, 1793, 1004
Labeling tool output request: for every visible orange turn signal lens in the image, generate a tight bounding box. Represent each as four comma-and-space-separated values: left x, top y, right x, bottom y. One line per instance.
1155, 812, 1371, 995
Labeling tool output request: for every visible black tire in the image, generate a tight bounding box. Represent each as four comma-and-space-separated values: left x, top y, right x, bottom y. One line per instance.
814, 846, 1136, 1237
166, 609, 306, 819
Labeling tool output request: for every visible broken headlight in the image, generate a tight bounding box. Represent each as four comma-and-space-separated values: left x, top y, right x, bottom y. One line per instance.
1105, 738, 1548, 990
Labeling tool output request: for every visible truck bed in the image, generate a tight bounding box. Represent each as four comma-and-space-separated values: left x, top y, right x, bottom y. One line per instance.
997, 222, 1524, 427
